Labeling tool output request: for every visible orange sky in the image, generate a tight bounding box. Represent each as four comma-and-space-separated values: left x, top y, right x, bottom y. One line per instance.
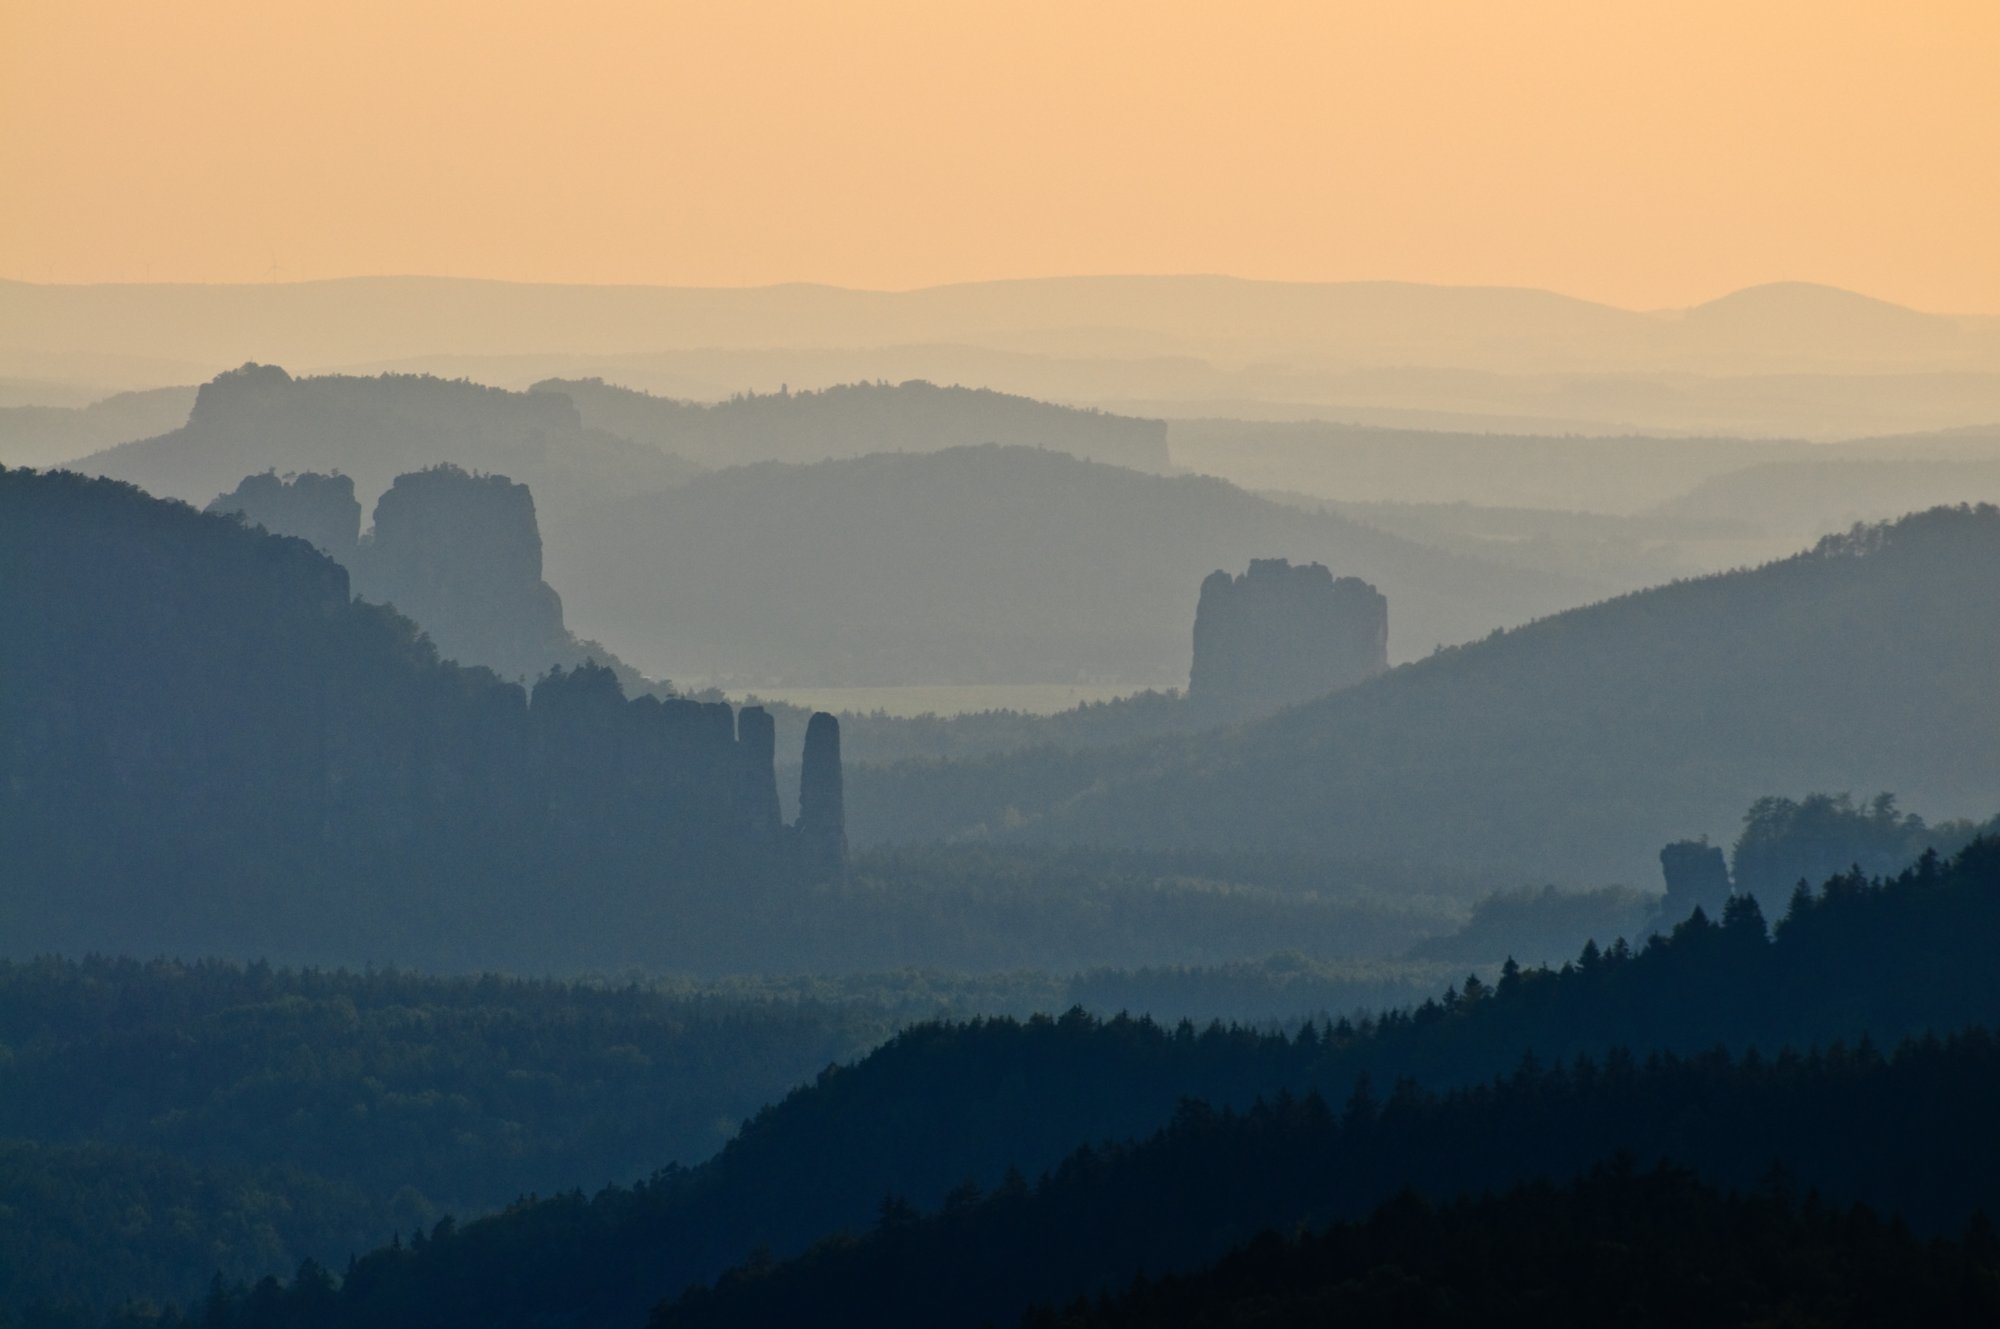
3, 0, 1997, 311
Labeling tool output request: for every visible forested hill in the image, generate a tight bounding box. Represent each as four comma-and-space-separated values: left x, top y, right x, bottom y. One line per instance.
650, 1038, 2000, 1329
69, 364, 701, 518
167, 841, 2000, 1329
852, 505, 2000, 882
0, 467, 829, 969
1028, 1165, 2000, 1329
533, 377, 1171, 471
554, 444, 1596, 684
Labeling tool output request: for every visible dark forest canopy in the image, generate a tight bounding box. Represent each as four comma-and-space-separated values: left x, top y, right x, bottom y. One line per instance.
128, 840, 2000, 1329
532, 376, 1171, 471
850, 505, 2000, 883
1015, 1163, 2000, 1329
651, 1059, 2000, 1329
0, 954, 1469, 1324
0, 467, 836, 969
0, 959, 903, 1325
169, 1026, 2000, 1329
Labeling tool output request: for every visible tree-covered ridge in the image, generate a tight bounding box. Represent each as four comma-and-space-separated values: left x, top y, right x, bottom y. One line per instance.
132, 840, 2000, 1329
0, 467, 826, 969
192, 1030, 2000, 1329
852, 504, 2000, 884
1019, 1165, 2000, 1329
652, 1032, 2000, 1329
0, 959, 917, 1326
534, 376, 1171, 471
0, 954, 1484, 1326
0, 958, 904, 1210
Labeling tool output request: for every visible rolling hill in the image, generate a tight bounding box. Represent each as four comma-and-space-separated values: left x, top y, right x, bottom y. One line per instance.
848, 505, 2000, 884
551, 444, 1601, 686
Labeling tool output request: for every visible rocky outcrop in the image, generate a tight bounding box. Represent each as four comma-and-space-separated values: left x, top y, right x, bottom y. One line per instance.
210, 464, 620, 684
206, 470, 362, 561
1188, 559, 1387, 712
735, 706, 784, 836
355, 465, 572, 682
795, 711, 847, 879
1658, 839, 1733, 923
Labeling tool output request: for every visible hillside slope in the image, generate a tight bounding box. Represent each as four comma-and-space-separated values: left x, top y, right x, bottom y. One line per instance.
555, 444, 1599, 685
850, 506, 2000, 883
536, 376, 1170, 471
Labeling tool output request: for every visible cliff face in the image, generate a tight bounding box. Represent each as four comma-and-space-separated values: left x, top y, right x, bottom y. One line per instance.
795, 712, 847, 879
210, 464, 620, 685
206, 470, 362, 561
1188, 559, 1387, 712
1658, 840, 1733, 920
355, 465, 571, 682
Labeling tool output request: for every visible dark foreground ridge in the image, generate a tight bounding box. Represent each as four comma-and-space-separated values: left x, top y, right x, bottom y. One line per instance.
151, 840, 2000, 1329
1016, 1163, 2000, 1329
0, 466, 842, 968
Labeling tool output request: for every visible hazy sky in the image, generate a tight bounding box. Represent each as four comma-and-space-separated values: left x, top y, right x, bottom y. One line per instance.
4, 1, 1996, 311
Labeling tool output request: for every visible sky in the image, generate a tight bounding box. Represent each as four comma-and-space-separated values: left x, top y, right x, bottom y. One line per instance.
3, 0, 1997, 312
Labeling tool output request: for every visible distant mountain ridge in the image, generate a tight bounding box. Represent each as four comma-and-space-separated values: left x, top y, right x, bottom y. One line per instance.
5, 275, 1992, 381
533, 376, 1170, 471
71, 363, 701, 518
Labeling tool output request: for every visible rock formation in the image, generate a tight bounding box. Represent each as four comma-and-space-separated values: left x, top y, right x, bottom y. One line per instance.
795, 711, 847, 879
1187, 559, 1387, 712
355, 465, 571, 682
735, 705, 784, 836
1657, 839, 1734, 926
209, 464, 637, 685
206, 470, 362, 561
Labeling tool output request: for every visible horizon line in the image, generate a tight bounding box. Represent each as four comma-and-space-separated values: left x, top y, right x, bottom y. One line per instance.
4, 272, 1986, 320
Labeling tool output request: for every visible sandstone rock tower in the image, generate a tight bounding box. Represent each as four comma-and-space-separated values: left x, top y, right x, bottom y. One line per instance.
734, 705, 784, 835
1188, 559, 1388, 712
795, 711, 847, 879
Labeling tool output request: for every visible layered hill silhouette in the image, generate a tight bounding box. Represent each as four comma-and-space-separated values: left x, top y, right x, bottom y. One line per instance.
0, 383, 194, 468
8, 276, 1994, 375
0, 467, 840, 968
535, 376, 1170, 470
555, 444, 1596, 685
849, 506, 2000, 883
70, 363, 702, 520
13, 277, 2000, 438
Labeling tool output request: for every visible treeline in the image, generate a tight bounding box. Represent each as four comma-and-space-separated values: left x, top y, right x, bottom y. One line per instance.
1023, 1164, 2000, 1328
535, 377, 1171, 472
129, 839, 2000, 1329
1022, 1163, 2000, 1329
1411, 789, 1999, 967
0, 959, 900, 1323
654, 1034, 2000, 1329
0, 952, 1488, 1324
